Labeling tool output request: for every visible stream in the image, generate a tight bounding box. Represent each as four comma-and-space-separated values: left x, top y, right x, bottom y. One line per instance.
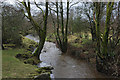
26, 34, 106, 78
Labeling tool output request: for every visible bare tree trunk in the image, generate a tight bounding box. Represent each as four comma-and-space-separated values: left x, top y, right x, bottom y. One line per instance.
22, 0, 48, 60
33, 2, 48, 59
62, 1, 69, 53
34, 36, 46, 59
52, 1, 69, 53
94, 2, 114, 72
103, 2, 114, 57
117, 2, 120, 36
93, 2, 101, 59
86, 13, 96, 41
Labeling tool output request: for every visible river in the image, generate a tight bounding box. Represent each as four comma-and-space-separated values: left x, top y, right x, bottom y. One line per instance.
26, 34, 107, 78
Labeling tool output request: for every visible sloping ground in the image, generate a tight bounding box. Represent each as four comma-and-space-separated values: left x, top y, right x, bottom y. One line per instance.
2, 49, 38, 78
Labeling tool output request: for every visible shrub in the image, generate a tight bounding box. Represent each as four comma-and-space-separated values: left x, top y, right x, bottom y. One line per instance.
21, 36, 37, 49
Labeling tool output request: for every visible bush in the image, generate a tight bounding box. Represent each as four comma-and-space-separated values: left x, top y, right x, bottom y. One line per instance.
81, 39, 93, 45
21, 36, 37, 49
2, 5, 24, 46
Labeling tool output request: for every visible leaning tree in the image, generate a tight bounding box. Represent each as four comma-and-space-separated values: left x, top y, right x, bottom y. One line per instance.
21, 0, 48, 59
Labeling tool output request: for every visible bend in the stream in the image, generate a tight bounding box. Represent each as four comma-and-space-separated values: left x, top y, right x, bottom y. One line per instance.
25, 34, 106, 78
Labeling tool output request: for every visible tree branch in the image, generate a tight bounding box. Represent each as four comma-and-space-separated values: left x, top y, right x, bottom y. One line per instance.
48, 7, 57, 13
70, 2, 80, 8
34, 0, 44, 17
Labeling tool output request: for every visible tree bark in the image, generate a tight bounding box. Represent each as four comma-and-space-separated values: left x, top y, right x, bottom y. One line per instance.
86, 13, 96, 41
53, 1, 69, 53
103, 2, 114, 57
22, 0, 48, 60
94, 2, 114, 72
33, 2, 48, 59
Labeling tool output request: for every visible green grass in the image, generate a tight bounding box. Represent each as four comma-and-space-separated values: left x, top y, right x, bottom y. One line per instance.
46, 33, 56, 42
67, 32, 92, 48
22, 36, 37, 49
81, 38, 93, 45
2, 49, 38, 78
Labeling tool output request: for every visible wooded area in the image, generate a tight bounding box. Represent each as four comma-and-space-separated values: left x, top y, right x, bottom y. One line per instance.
1, 0, 120, 79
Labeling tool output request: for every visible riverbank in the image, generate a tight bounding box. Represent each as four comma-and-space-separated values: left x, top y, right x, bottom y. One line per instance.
2, 49, 38, 78
2, 35, 53, 79
46, 33, 96, 63
46, 33, 119, 78
26, 34, 105, 78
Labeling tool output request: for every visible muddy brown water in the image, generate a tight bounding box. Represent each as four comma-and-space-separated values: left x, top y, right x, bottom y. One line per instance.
26, 34, 107, 78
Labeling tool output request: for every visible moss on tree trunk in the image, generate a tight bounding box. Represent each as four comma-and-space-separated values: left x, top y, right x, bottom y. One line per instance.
22, 0, 48, 60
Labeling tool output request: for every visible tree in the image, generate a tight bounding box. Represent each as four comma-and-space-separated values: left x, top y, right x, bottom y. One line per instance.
2, 4, 24, 46
50, 1, 69, 53
68, 8, 74, 34
93, 2, 114, 72
116, 2, 120, 39
82, 2, 96, 41
93, 3, 101, 66
22, 0, 48, 59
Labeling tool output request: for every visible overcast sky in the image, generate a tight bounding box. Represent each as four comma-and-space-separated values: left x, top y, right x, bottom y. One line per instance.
1, 0, 80, 16
1, 0, 120, 17
2, 0, 120, 5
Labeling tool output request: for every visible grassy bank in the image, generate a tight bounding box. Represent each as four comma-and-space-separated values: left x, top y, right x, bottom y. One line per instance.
2, 35, 53, 78
2, 48, 38, 78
